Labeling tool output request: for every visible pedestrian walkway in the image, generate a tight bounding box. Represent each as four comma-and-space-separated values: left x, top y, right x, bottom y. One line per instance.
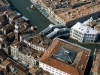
30, 1, 58, 24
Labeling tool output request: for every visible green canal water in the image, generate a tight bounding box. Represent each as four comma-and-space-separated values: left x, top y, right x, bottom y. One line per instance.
8, 0, 100, 74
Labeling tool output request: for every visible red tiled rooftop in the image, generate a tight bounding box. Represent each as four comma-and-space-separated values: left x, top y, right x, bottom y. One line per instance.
0, 0, 9, 7
40, 0, 100, 23
11, 41, 20, 46
29, 68, 37, 73
1, 58, 11, 67
26, 33, 51, 48
40, 38, 90, 75
5, 10, 18, 18
91, 50, 100, 75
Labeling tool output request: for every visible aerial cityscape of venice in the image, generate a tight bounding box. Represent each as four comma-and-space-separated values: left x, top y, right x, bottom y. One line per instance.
0, 0, 100, 75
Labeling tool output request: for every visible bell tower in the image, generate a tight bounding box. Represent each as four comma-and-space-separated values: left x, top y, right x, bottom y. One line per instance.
14, 20, 20, 41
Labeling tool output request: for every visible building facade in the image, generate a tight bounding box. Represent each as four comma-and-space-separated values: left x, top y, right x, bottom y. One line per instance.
10, 42, 38, 68
23, 39, 47, 52
70, 22, 98, 43
39, 62, 69, 75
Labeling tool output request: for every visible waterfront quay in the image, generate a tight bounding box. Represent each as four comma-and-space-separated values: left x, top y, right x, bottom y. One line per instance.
30, 0, 58, 25
7, 0, 52, 32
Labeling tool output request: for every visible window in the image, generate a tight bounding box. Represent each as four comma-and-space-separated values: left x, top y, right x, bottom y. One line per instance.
70, 31, 72, 33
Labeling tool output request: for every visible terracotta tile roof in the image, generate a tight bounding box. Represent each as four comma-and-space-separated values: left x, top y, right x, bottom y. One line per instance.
0, 54, 28, 75
13, 21, 37, 37
0, 55, 4, 60
19, 45, 33, 55
0, 16, 6, 22
59, 3, 100, 22
20, 22, 30, 32
41, 0, 100, 23
1, 58, 11, 67
91, 61, 99, 72
7, 32, 15, 38
8, 59, 28, 75
91, 50, 100, 75
43, 70, 51, 75
5, 10, 18, 18
20, 26, 37, 36
40, 38, 90, 75
11, 41, 20, 46
0, 35, 7, 39
16, 17, 25, 22
26, 33, 51, 48
11, 41, 44, 59
0, 41, 3, 44
31, 50, 44, 59
0, 0, 9, 7
29, 68, 37, 73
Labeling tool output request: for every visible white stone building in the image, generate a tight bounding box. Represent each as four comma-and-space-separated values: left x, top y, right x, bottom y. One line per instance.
10, 42, 44, 68
70, 22, 98, 43
39, 62, 69, 75
23, 39, 47, 52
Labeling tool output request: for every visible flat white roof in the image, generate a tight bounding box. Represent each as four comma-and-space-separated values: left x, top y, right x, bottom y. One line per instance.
71, 22, 98, 34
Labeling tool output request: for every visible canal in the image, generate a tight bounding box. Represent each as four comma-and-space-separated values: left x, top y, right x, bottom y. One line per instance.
7, 0, 52, 32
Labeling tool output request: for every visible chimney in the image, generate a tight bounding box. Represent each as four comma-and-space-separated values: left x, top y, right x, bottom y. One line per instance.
30, 26, 34, 30
24, 25, 27, 29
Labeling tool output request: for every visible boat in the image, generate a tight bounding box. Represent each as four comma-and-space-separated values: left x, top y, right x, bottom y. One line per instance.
30, 5, 36, 10
30, 5, 33, 8
27, 7, 30, 10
